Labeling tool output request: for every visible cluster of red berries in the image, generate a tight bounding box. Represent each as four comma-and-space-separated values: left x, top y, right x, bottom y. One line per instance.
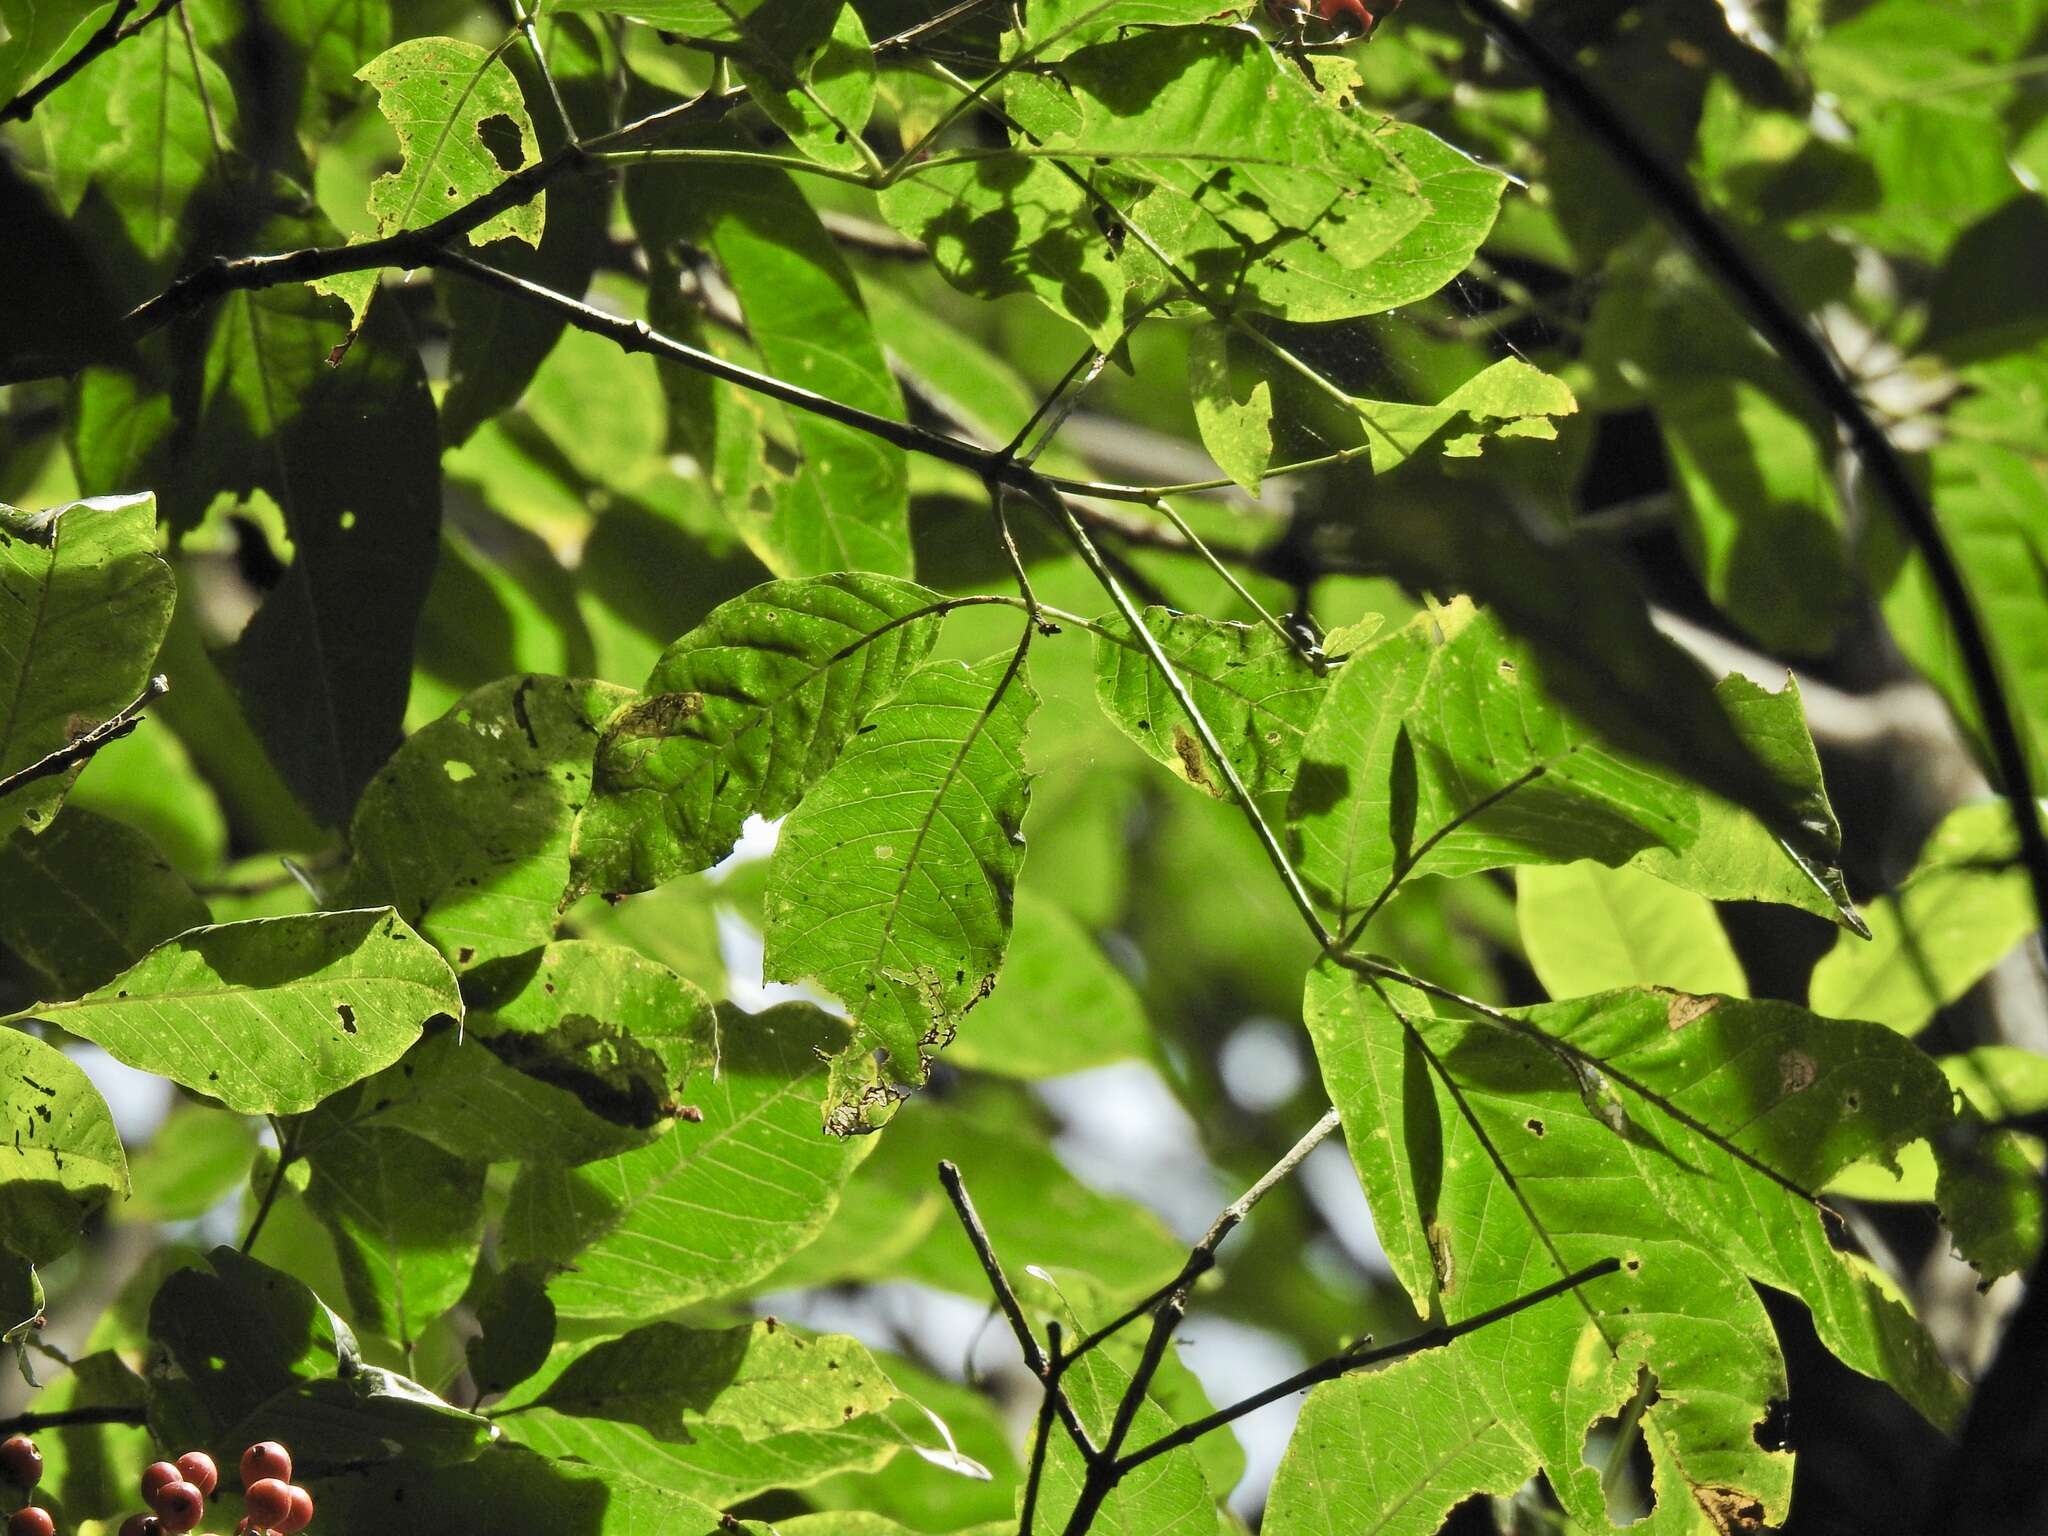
0, 1434, 313, 1536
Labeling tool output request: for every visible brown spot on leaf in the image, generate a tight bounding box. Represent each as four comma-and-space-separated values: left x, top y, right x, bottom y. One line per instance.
608, 691, 705, 742
1778, 1050, 1817, 1095
1663, 991, 1720, 1031
1170, 725, 1212, 790
1694, 1485, 1768, 1533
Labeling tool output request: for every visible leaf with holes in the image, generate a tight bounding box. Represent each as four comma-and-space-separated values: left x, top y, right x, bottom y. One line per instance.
762, 653, 1037, 1134
571, 574, 945, 897
338, 675, 634, 970
16, 909, 460, 1115
0, 1027, 127, 1264
1093, 606, 1326, 800
1305, 962, 1971, 1529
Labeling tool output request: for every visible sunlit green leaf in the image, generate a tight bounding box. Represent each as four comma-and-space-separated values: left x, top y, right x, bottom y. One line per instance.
571, 573, 945, 896
0, 1027, 127, 1264
339, 675, 634, 970
1809, 801, 2035, 1035
763, 653, 1037, 1133
1516, 861, 1747, 1000
1265, 1342, 1536, 1536
20, 909, 460, 1115
1094, 607, 1325, 800
502, 1001, 868, 1316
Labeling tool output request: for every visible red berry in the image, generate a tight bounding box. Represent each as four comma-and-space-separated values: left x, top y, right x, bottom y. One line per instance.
278, 1486, 313, 1534
245, 1478, 293, 1529
153, 1479, 205, 1533
118, 1517, 162, 1536
239, 1444, 291, 1488
142, 1462, 181, 1505
7, 1508, 54, 1536
0, 1435, 39, 1490
175, 1452, 218, 1496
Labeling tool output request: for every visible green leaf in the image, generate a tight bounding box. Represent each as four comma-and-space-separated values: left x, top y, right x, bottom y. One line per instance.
731, 0, 877, 173
1809, 801, 2035, 1035
1033, 1315, 1220, 1536
305, 1442, 726, 1536
1305, 964, 1966, 1530
18, 1349, 153, 1521
1093, 606, 1326, 800
37, 15, 241, 264
0, 1026, 127, 1263
1320, 501, 1840, 868
300, 1113, 485, 1348
1009, 28, 1495, 323
651, 165, 913, 578
0, 0, 100, 102
1660, 379, 1850, 656
0, 493, 175, 840
21, 908, 461, 1115
302, 939, 715, 1167
763, 653, 1037, 1133
1265, 1341, 1537, 1536
1287, 600, 1698, 930
877, 152, 1129, 350
944, 889, 1152, 1078
501, 1001, 868, 1317
466, 1265, 557, 1399
233, 1362, 494, 1471
763, 1089, 1184, 1301
0, 807, 209, 996
1188, 322, 1274, 492
318, 36, 544, 325
571, 573, 946, 897
145, 1245, 359, 1450
338, 1439, 738, 1533
338, 675, 634, 970
1516, 861, 1748, 999
126, 1102, 259, 1223
1627, 673, 1861, 928
494, 1385, 976, 1508
1878, 438, 2048, 775
522, 1320, 898, 1439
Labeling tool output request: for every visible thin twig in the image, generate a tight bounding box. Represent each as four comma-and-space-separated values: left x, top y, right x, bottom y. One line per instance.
937, 1160, 1101, 1460
1115, 1257, 1622, 1475
1018, 1320, 1062, 1536
1459, 0, 2048, 939
1064, 1107, 1342, 1367
508, 0, 579, 146
241, 1120, 298, 1256
0, 0, 183, 125
0, 675, 168, 801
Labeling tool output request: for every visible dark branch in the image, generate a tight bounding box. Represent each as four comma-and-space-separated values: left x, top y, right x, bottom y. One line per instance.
0, 1405, 148, 1434
1115, 1257, 1623, 1475
0, 0, 182, 126
1458, 0, 2048, 941
0, 675, 168, 802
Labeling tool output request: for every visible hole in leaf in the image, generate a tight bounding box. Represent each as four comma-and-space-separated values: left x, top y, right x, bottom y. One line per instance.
1525, 1117, 1546, 1137
1582, 1369, 1659, 1527
1753, 1397, 1791, 1452
476, 113, 526, 173
335, 1003, 357, 1034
